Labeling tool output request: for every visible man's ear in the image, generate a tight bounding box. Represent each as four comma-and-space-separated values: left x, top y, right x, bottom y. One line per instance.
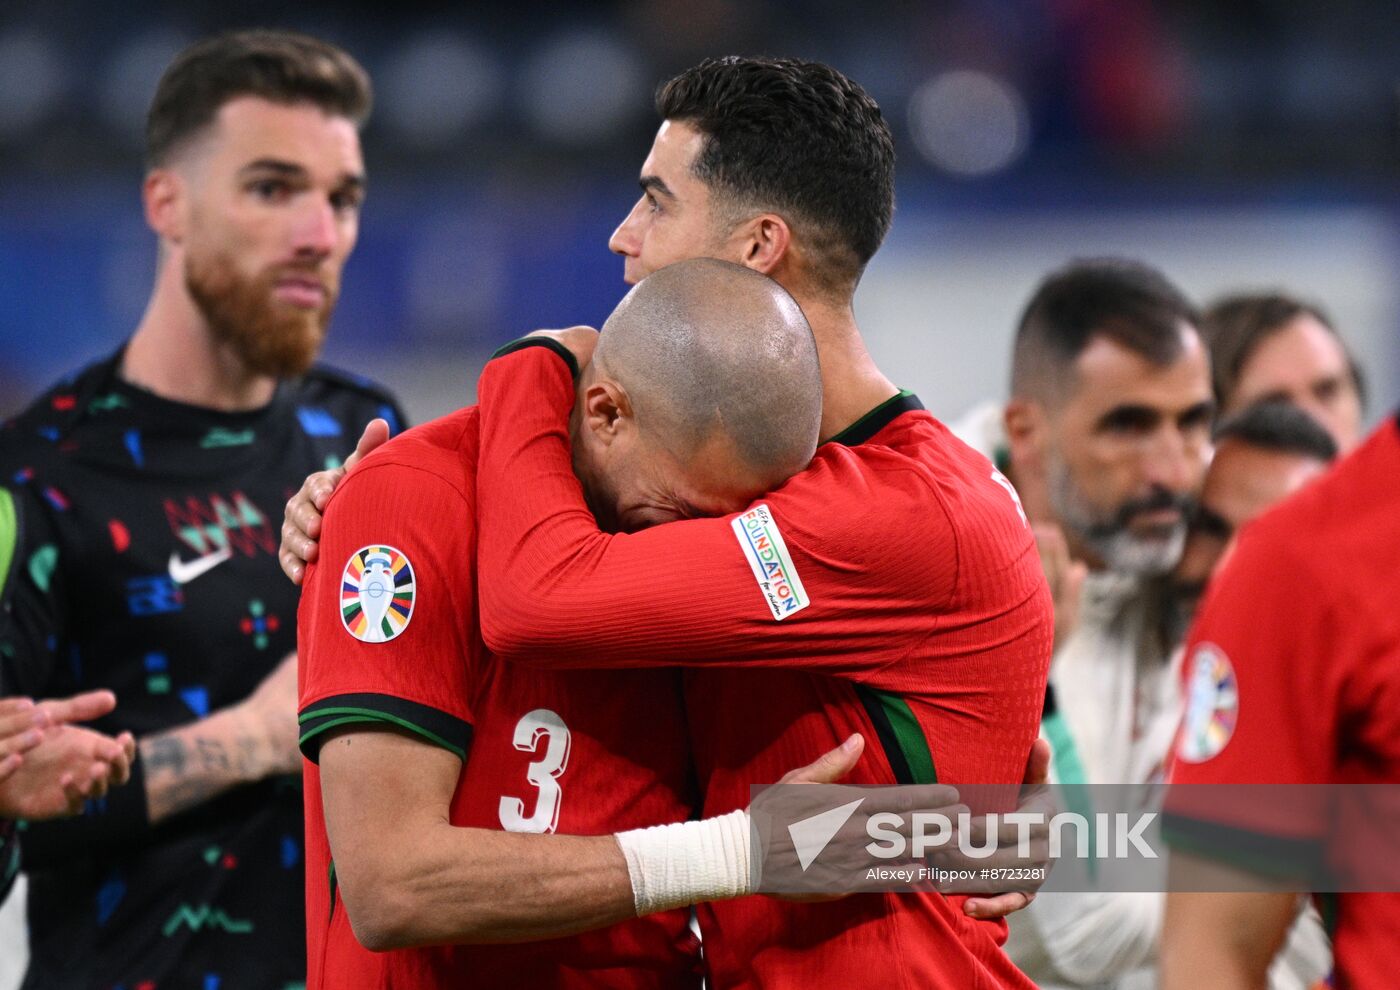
580, 378, 634, 447
731, 212, 792, 277
144, 168, 186, 245
1004, 398, 1048, 474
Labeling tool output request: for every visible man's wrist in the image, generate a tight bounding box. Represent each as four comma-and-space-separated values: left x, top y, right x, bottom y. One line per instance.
613, 809, 753, 916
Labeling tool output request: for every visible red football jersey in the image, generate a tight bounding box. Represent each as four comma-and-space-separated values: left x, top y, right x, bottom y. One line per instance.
1165, 415, 1400, 990
298, 406, 699, 989
474, 345, 1053, 988
451, 655, 702, 984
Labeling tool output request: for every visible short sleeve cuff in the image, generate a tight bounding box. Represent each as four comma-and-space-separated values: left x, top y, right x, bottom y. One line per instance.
1160, 811, 1326, 883
299, 692, 473, 763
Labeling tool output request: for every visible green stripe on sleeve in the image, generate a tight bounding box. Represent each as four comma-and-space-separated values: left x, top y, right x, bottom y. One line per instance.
298, 708, 465, 761
298, 692, 472, 763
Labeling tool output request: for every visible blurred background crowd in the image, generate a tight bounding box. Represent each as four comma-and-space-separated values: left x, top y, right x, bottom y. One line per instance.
0, 5, 1397, 989
1, 0, 1397, 426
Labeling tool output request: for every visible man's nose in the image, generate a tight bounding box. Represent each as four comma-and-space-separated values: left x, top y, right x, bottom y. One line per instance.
292, 198, 339, 257
1142, 427, 1200, 494
608, 199, 644, 257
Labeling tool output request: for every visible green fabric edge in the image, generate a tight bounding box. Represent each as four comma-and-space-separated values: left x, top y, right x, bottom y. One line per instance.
298, 708, 465, 761
870, 687, 938, 785
826, 389, 916, 447
0, 489, 17, 604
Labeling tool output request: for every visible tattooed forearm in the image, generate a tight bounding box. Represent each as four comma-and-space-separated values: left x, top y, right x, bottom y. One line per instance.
140, 710, 265, 824
195, 737, 230, 772
141, 735, 187, 776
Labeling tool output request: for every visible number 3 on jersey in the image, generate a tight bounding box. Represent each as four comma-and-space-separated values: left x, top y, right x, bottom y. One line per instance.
990, 469, 1028, 527
498, 709, 571, 833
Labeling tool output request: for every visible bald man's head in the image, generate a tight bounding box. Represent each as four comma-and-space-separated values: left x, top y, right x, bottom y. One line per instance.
598, 258, 821, 474
573, 258, 822, 532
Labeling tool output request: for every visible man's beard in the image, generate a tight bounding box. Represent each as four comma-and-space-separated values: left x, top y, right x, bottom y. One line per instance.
1048, 453, 1192, 576
185, 248, 335, 378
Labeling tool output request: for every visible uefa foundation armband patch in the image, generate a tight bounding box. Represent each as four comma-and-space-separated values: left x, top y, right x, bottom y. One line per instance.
341, 545, 415, 642
1177, 643, 1238, 763
731, 504, 809, 621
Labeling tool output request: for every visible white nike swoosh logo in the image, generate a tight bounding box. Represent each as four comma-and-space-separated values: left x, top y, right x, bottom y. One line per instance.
168, 547, 233, 584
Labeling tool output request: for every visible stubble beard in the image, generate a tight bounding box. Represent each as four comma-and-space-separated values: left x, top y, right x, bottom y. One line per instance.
185, 247, 336, 379
1047, 452, 1189, 577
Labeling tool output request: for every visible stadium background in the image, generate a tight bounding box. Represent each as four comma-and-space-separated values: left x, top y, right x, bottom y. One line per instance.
0, 1, 1396, 985
1, 0, 1397, 429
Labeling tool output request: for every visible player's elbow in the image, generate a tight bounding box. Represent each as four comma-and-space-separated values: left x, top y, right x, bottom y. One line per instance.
344, 879, 451, 952
338, 850, 500, 950
337, 856, 434, 951
338, 873, 406, 950
347, 905, 410, 953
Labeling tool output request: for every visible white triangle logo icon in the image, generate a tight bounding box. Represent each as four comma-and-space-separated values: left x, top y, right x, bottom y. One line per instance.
788, 797, 865, 871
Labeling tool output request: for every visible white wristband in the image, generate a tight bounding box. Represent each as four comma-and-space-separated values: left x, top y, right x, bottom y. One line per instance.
614, 810, 753, 916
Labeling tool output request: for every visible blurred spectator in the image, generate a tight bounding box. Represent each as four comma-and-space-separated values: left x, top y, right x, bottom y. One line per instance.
1202, 292, 1365, 453
1154, 400, 1340, 990
954, 259, 1328, 989
1164, 399, 1337, 643
953, 258, 1213, 988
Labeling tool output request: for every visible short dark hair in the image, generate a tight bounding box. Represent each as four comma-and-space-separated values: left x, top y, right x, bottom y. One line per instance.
655, 56, 895, 296
1201, 292, 1366, 411
1213, 399, 1338, 463
1011, 258, 1201, 401
146, 29, 372, 167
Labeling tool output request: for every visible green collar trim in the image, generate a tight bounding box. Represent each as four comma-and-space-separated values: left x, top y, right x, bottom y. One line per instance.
826, 390, 924, 447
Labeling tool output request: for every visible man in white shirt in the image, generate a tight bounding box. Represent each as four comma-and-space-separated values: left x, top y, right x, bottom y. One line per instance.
955, 259, 1328, 989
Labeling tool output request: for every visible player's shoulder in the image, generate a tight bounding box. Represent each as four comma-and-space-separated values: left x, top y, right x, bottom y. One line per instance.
788, 398, 1022, 557
827, 397, 993, 477
296, 363, 408, 433
1197, 419, 1400, 656
335, 406, 479, 509
1, 353, 121, 464
1238, 415, 1400, 578
805, 398, 991, 509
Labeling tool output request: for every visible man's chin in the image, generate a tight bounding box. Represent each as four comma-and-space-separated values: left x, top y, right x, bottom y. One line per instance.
1127, 523, 1184, 544
1096, 526, 1187, 577
238, 323, 325, 378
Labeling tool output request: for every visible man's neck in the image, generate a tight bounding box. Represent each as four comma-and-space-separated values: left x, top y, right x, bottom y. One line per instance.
121, 260, 277, 412
801, 295, 901, 442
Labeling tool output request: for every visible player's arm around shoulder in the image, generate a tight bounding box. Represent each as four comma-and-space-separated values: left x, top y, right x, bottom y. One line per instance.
481, 445, 960, 672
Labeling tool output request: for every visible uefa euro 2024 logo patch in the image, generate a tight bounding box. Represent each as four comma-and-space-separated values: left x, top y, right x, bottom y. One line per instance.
1177, 643, 1238, 763
341, 545, 415, 643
